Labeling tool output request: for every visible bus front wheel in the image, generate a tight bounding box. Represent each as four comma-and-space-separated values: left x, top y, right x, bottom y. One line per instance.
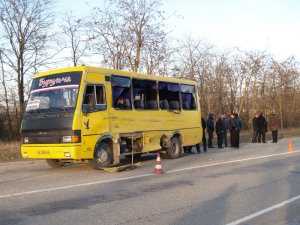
165, 137, 182, 159
89, 142, 113, 170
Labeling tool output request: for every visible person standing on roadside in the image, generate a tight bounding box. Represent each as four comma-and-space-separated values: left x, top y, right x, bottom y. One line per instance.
216, 115, 226, 149
206, 113, 215, 148
223, 113, 230, 147
252, 113, 259, 143
256, 112, 267, 143
200, 117, 207, 152
268, 113, 280, 143
229, 113, 242, 148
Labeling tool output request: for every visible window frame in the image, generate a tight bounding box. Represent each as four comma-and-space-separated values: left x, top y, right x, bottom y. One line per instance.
111, 75, 133, 110
158, 81, 181, 111
180, 84, 197, 111
132, 78, 159, 111
82, 84, 107, 113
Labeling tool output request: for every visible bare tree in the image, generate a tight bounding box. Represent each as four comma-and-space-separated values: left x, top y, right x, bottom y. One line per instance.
143, 32, 171, 75
0, 49, 13, 138
0, 0, 53, 124
89, 0, 167, 72
61, 12, 90, 66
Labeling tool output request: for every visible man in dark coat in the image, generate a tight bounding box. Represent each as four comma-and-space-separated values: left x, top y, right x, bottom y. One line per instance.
216, 115, 226, 149
222, 113, 230, 147
256, 113, 267, 143
206, 113, 215, 148
196, 117, 207, 153
229, 113, 242, 148
252, 113, 259, 143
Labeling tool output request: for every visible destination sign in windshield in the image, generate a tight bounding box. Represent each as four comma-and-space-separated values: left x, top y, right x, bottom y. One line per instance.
31, 72, 82, 91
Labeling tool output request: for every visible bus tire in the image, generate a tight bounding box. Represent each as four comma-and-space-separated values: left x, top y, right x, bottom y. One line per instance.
166, 137, 181, 159
89, 142, 113, 170
46, 159, 67, 168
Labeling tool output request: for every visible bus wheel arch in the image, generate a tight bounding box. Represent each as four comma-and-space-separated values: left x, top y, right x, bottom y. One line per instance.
89, 136, 113, 170
162, 133, 183, 159
160, 134, 170, 149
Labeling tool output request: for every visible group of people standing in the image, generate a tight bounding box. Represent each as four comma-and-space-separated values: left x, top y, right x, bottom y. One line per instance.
195, 111, 280, 154
200, 112, 242, 152
252, 112, 280, 143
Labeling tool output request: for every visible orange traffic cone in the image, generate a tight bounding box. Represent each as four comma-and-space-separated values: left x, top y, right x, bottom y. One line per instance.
154, 152, 164, 175
288, 139, 294, 153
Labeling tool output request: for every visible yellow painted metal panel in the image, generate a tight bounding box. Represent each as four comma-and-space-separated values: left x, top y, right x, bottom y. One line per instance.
22, 66, 203, 162
21, 144, 83, 159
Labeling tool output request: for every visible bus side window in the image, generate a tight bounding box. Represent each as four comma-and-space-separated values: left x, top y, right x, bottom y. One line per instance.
181, 84, 197, 110
133, 79, 158, 110
159, 82, 180, 110
83, 85, 95, 107
111, 76, 132, 110
83, 85, 106, 112
95, 85, 106, 110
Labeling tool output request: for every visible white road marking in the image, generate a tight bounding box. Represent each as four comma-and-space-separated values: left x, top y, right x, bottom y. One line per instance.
0, 150, 299, 199
0, 173, 153, 199
225, 194, 300, 225
167, 150, 300, 174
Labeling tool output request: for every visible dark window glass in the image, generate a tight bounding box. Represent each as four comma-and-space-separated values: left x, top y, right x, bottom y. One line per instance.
111, 76, 132, 110
95, 86, 105, 104
158, 82, 180, 110
83, 85, 106, 111
83, 85, 95, 105
181, 84, 196, 110
133, 79, 158, 110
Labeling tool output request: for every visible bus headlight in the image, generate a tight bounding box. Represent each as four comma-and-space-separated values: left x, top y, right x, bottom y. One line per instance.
24, 137, 29, 144
62, 130, 81, 143
62, 136, 72, 143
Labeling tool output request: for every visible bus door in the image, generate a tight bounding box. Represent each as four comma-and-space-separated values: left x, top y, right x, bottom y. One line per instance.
81, 83, 109, 156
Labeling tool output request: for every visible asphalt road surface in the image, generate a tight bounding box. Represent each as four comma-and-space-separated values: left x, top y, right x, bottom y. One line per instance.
1, 138, 300, 225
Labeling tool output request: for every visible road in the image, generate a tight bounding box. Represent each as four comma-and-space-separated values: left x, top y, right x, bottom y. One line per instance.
1, 138, 300, 225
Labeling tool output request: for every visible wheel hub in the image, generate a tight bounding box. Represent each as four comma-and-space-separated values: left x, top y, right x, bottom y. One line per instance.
97, 151, 108, 163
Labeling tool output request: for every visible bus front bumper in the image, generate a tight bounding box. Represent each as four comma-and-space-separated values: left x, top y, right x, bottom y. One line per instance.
21, 144, 82, 160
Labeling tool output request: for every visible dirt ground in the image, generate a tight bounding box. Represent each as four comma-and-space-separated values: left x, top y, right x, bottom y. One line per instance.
0, 141, 21, 162
0, 128, 299, 162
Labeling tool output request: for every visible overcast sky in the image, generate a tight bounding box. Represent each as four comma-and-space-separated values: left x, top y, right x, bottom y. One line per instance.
57, 0, 300, 61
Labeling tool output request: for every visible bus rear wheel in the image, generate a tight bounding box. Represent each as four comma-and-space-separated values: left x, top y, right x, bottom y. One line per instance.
89, 142, 113, 170
166, 137, 182, 159
46, 159, 68, 168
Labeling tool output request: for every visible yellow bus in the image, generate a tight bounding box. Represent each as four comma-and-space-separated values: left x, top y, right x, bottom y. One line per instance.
21, 66, 202, 169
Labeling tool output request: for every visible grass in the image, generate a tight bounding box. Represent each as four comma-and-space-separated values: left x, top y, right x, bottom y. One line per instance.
0, 141, 21, 162
0, 128, 300, 162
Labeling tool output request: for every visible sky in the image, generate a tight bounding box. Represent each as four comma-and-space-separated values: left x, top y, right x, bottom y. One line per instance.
56, 0, 300, 61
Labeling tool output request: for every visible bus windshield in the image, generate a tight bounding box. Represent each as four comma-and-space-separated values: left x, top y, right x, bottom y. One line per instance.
25, 72, 82, 114
26, 86, 79, 113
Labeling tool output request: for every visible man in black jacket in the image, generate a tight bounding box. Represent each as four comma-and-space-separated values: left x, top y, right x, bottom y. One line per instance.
206, 113, 215, 148
256, 112, 267, 143
222, 113, 230, 147
201, 117, 207, 152
252, 113, 259, 143
229, 113, 242, 148
216, 115, 226, 149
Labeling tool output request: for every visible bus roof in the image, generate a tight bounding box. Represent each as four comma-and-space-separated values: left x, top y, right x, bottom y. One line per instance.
36, 66, 197, 85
